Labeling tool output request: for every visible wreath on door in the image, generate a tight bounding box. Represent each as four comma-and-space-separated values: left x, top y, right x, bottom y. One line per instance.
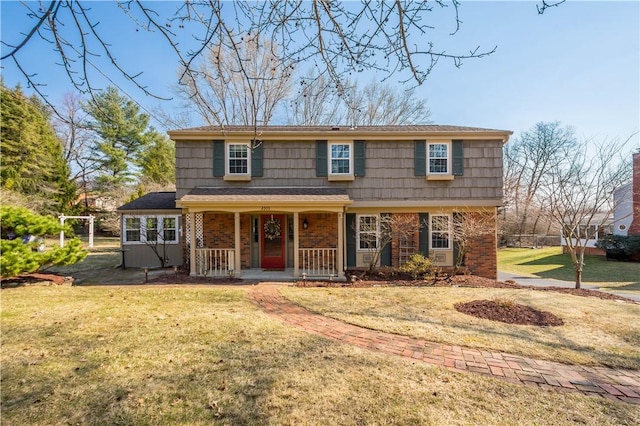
264, 218, 281, 240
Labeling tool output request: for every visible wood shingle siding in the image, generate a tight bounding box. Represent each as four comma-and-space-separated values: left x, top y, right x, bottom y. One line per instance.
175, 140, 504, 202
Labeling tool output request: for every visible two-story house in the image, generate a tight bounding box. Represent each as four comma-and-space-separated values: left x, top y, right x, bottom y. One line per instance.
118, 125, 511, 279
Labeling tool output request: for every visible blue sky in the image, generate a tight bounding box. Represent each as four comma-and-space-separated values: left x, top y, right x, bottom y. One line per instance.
1, 1, 638, 147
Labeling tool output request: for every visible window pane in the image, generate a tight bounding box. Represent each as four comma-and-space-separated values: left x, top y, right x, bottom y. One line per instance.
330, 144, 350, 174
358, 216, 378, 249
126, 230, 141, 242
163, 230, 176, 241
428, 143, 449, 173
229, 144, 248, 174
125, 217, 140, 229
431, 233, 449, 249
125, 217, 141, 242
431, 215, 450, 249
146, 217, 158, 242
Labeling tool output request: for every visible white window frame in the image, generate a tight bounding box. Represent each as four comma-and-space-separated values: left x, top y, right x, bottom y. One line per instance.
226, 142, 251, 176
357, 214, 379, 251
427, 141, 451, 175
430, 214, 451, 250
123, 215, 180, 244
162, 216, 178, 242
328, 141, 353, 176
124, 217, 141, 243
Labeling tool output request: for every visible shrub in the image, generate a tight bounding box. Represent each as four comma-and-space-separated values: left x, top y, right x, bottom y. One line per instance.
401, 253, 434, 279
0, 206, 88, 278
595, 234, 640, 261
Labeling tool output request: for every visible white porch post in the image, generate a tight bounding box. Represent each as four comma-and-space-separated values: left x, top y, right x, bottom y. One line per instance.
337, 212, 344, 277
293, 212, 299, 277
189, 212, 196, 276
234, 212, 241, 275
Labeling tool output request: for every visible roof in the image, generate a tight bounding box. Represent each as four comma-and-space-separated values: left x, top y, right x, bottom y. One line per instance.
177, 187, 351, 213
171, 124, 510, 133
117, 192, 178, 211
168, 124, 512, 142
179, 187, 350, 203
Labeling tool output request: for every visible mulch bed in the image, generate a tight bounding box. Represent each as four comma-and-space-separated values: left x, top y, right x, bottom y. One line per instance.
146, 271, 245, 285
1, 273, 71, 288
454, 299, 565, 326
296, 274, 637, 303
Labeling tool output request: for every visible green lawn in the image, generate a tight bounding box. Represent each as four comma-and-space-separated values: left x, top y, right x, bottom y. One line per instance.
2, 285, 637, 425
498, 247, 640, 291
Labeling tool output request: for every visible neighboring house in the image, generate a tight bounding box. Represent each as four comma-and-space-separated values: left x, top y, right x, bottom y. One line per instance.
132, 125, 510, 280
117, 192, 183, 268
613, 182, 632, 236
76, 193, 118, 212
561, 213, 613, 256
614, 152, 640, 236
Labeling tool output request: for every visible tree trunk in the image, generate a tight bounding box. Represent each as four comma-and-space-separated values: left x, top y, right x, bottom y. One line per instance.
575, 268, 582, 289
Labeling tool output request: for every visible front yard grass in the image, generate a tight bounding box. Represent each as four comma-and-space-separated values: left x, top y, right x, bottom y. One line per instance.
498, 247, 640, 292
2, 285, 638, 425
281, 286, 640, 369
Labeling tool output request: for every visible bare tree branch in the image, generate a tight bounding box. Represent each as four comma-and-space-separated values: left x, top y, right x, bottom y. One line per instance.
540, 135, 635, 288
537, 0, 567, 15
4, 0, 506, 116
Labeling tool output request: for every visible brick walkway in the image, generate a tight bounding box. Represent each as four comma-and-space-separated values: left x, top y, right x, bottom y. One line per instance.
248, 283, 640, 404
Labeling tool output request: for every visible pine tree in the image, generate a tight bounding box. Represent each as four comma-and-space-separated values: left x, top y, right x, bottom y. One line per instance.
0, 206, 87, 278
83, 87, 151, 190
0, 83, 77, 213
138, 131, 175, 186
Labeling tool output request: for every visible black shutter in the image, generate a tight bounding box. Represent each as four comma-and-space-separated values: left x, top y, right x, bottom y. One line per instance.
354, 140, 366, 177
316, 140, 328, 177
251, 142, 263, 177
346, 213, 356, 268
414, 140, 426, 176
452, 140, 464, 176
418, 213, 429, 255
380, 213, 392, 266
213, 140, 225, 177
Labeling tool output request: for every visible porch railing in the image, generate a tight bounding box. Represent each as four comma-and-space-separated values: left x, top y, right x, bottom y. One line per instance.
299, 248, 337, 276
195, 248, 235, 277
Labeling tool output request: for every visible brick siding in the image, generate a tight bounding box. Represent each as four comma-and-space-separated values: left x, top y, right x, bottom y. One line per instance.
464, 212, 498, 280
299, 213, 338, 248
390, 213, 420, 268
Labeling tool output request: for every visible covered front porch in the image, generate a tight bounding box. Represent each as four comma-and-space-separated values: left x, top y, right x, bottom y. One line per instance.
176, 187, 352, 279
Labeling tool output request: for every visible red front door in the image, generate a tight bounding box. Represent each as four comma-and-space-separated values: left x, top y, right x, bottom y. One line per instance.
261, 215, 286, 269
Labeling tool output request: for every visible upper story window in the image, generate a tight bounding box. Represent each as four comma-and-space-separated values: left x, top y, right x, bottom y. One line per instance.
357, 214, 379, 250
430, 214, 451, 250
123, 215, 180, 244
317, 140, 363, 180
428, 142, 450, 175
329, 142, 352, 175
227, 143, 250, 175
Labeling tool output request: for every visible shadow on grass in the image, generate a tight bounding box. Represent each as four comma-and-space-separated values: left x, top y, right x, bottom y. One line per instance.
518, 253, 640, 283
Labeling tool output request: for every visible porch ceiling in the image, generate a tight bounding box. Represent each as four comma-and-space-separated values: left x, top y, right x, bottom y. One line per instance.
176, 187, 352, 213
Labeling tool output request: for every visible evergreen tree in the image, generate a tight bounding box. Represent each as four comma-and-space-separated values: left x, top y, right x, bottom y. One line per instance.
83, 87, 151, 190
138, 131, 175, 186
0, 206, 87, 278
0, 83, 77, 213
